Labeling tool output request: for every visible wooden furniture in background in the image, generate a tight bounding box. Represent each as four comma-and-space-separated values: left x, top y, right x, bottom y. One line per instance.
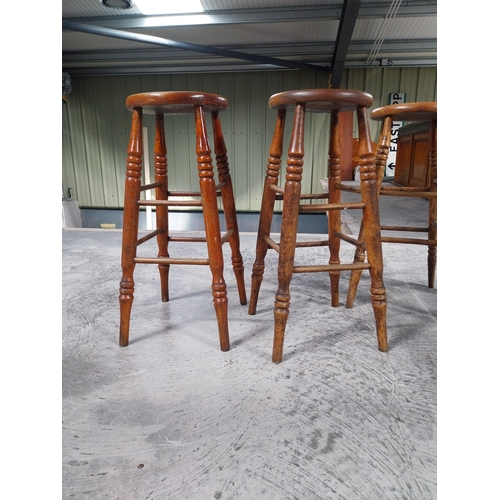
394, 121, 434, 187
338, 111, 354, 181
119, 91, 247, 351
347, 101, 437, 302
248, 89, 387, 363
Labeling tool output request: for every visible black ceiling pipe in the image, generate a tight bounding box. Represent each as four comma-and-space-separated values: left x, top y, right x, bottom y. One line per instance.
329, 0, 362, 88
63, 20, 330, 74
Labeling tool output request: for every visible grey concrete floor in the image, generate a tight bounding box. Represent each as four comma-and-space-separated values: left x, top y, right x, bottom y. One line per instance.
62, 190, 437, 499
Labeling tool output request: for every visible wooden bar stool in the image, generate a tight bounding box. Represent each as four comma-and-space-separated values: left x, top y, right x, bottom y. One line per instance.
119, 91, 247, 351
248, 89, 387, 363
346, 102, 437, 305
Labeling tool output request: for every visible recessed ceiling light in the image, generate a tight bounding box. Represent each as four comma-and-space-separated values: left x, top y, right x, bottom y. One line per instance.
100, 0, 134, 9
134, 0, 204, 15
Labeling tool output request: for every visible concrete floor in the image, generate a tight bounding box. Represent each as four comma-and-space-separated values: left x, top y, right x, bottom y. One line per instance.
62, 190, 437, 499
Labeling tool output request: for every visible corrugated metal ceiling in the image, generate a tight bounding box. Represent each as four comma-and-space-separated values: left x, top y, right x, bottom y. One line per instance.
62, 0, 437, 77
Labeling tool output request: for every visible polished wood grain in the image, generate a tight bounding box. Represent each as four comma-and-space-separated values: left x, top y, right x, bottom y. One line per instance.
119, 91, 247, 351
347, 101, 437, 305
248, 108, 286, 316
249, 89, 387, 363
396, 125, 432, 187
119, 107, 142, 347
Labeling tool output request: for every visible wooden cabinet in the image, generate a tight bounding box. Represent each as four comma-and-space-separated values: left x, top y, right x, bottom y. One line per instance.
394, 121, 433, 187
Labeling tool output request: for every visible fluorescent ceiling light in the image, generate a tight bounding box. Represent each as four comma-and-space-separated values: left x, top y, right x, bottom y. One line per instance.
100, 0, 134, 9
134, 0, 204, 15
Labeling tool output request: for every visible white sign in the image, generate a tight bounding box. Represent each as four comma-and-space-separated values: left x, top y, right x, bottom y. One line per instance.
385, 92, 406, 177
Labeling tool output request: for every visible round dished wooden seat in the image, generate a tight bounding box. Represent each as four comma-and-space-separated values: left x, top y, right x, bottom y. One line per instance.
370, 101, 437, 122
126, 91, 228, 114
268, 88, 374, 112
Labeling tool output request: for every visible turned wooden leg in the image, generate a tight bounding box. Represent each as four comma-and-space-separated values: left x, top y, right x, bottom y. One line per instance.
357, 107, 387, 352
345, 228, 365, 308
195, 106, 230, 352
347, 116, 389, 309
119, 108, 143, 347
249, 108, 286, 315
428, 195, 437, 288
273, 104, 304, 363
427, 119, 437, 288
212, 111, 247, 306
154, 113, 170, 302
327, 111, 342, 307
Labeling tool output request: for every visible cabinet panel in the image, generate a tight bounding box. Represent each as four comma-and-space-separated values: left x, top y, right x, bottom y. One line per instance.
393, 122, 431, 187
409, 131, 431, 187
394, 134, 412, 185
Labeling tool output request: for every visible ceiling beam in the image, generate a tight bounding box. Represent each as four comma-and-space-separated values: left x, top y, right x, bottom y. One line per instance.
62, 58, 437, 77
63, 2, 437, 30
62, 20, 329, 74
62, 38, 437, 76
329, 0, 362, 88
63, 40, 437, 64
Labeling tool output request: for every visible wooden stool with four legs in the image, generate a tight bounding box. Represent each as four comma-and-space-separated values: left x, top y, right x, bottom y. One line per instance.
248, 89, 388, 363
118, 91, 247, 351
346, 102, 437, 304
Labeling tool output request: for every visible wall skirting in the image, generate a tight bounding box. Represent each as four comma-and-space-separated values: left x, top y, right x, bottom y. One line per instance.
78, 208, 330, 234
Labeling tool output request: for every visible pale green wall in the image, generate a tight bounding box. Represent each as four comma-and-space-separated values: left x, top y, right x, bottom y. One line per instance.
62, 67, 436, 211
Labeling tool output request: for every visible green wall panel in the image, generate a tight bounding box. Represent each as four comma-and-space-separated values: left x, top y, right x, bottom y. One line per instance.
62, 67, 436, 211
